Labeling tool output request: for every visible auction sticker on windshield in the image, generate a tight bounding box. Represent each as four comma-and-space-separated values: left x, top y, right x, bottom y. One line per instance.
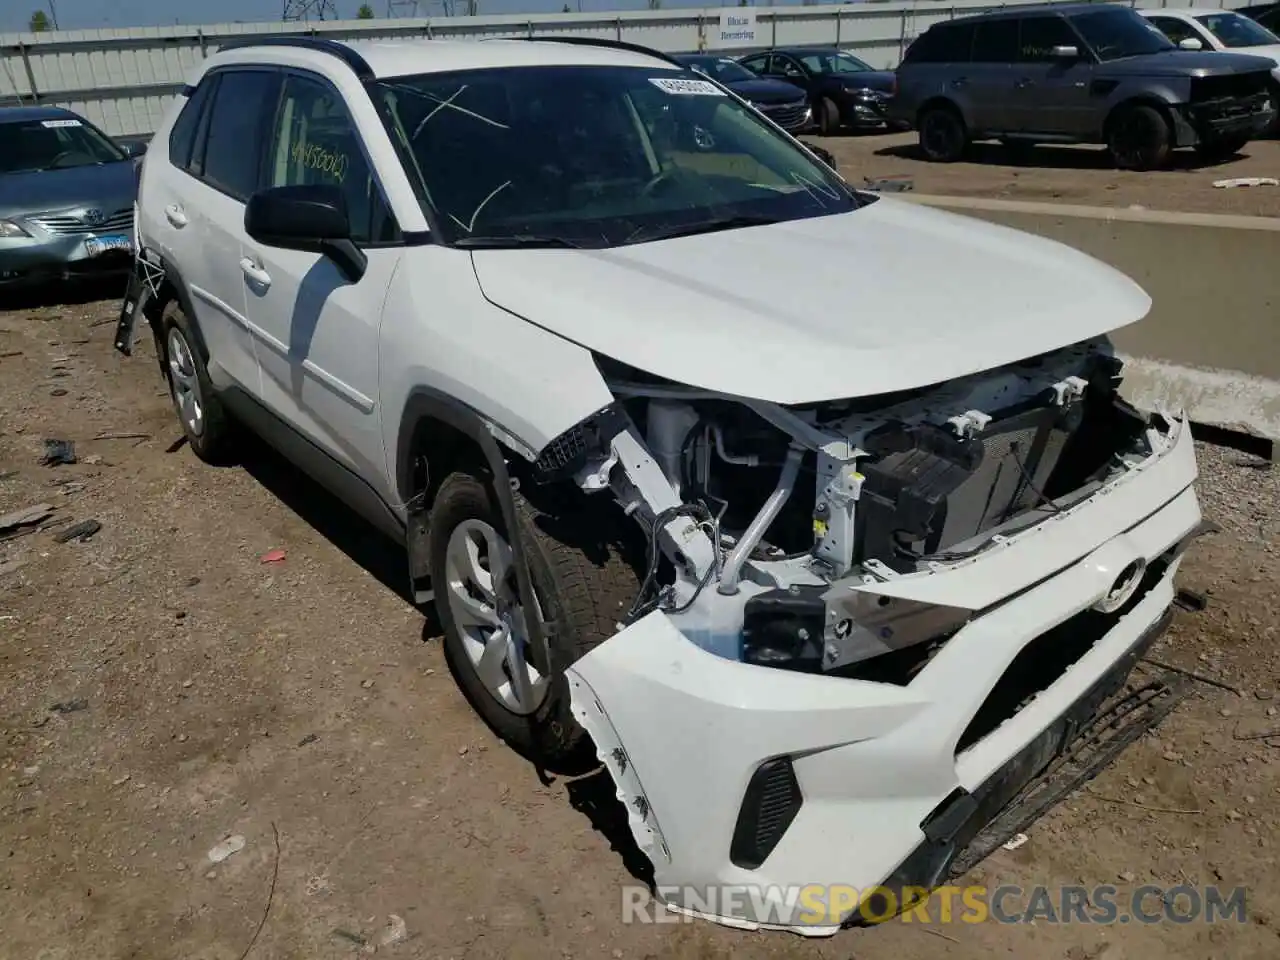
41, 119, 82, 128
648, 77, 724, 96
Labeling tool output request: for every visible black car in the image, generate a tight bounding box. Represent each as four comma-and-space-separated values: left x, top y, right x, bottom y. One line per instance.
672, 54, 813, 132
1237, 2, 1280, 33
737, 46, 897, 134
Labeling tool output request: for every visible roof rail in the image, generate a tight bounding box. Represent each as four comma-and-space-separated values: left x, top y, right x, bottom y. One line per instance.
214, 35, 374, 81
510, 35, 685, 70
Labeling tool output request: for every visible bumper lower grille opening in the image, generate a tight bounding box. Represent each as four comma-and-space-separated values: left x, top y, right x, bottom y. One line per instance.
956, 556, 1172, 754
730, 756, 803, 870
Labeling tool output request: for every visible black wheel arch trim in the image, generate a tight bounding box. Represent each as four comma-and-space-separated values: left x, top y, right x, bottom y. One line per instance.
395, 386, 551, 675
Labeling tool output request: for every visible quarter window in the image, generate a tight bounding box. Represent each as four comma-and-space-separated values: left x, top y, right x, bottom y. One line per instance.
265, 73, 399, 245
905, 23, 975, 63
168, 77, 214, 170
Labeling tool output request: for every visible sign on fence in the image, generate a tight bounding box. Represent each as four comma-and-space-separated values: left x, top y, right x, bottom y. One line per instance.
713, 8, 759, 48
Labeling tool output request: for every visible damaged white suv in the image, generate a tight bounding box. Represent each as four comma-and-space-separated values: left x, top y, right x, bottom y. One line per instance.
120, 35, 1205, 934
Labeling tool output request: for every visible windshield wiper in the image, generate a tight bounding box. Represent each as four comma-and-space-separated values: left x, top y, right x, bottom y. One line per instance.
624, 214, 784, 245
452, 234, 589, 249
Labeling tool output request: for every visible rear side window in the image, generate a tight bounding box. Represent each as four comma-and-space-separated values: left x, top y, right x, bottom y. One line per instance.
904, 22, 975, 63
1018, 16, 1082, 61
200, 70, 278, 201
971, 18, 1020, 63
168, 77, 214, 170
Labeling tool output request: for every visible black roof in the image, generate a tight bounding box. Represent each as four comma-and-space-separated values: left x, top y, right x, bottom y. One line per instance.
946, 3, 1112, 25
0, 104, 79, 123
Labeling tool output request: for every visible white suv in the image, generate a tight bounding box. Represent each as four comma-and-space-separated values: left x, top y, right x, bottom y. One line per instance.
120, 35, 1206, 934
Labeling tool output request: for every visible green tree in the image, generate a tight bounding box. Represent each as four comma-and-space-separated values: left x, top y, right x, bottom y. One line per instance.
29, 9, 51, 31
356, 3, 375, 17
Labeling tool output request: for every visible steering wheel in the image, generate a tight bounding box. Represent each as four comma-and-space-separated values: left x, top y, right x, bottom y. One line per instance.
44, 150, 76, 169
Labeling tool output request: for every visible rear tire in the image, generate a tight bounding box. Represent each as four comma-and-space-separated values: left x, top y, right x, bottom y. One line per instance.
1107, 104, 1172, 171
917, 104, 968, 163
429, 472, 640, 768
160, 300, 235, 464
1267, 82, 1280, 138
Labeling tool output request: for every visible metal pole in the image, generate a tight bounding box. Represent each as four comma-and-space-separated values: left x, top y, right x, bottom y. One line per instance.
47, 0, 59, 29
19, 43, 40, 102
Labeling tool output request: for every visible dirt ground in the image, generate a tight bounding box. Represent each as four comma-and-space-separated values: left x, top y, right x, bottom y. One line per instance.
1, 272, 1278, 960
813, 129, 1280, 217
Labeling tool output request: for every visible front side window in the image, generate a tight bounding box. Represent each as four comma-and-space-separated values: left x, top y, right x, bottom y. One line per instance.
0, 115, 126, 175
683, 57, 757, 84
1146, 16, 1201, 46
739, 54, 769, 75
1195, 12, 1280, 47
1069, 8, 1176, 61
201, 70, 277, 200
264, 73, 399, 244
774, 56, 807, 79
799, 51, 873, 74
374, 65, 859, 249
1018, 16, 1083, 61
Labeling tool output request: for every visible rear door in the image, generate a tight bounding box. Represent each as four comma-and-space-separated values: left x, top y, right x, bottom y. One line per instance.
178, 68, 280, 393
1009, 15, 1098, 137
967, 18, 1020, 133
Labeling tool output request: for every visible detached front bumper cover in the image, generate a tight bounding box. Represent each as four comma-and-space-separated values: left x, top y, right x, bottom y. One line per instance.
567, 416, 1202, 935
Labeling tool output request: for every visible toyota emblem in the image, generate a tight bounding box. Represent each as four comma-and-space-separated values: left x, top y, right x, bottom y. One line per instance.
82, 209, 105, 225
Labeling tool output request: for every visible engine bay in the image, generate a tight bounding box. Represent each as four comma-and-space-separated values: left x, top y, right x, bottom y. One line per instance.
536, 336, 1163, 675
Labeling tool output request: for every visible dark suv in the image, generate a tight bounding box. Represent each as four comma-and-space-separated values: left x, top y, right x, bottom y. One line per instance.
890, 3, 1277, 169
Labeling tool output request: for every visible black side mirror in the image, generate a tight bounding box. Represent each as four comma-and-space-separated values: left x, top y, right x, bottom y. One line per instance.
119, 139, 148, 159
244, 184, 367, 283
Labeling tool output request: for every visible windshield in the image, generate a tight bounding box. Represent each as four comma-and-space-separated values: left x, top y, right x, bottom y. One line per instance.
1070, 8, 1176, 61
1195, 12, 1280, 47
680, 56, 758, 83
798, 51, 873, 74
0, 116, 126, 175
374, 65, 858, 249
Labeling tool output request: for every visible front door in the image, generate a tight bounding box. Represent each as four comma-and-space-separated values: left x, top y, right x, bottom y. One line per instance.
1008, 15, 1097, 137
240, 70, 402, 490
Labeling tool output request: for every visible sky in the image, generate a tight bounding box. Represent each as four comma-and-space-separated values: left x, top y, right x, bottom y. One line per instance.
5, 0, 799, 33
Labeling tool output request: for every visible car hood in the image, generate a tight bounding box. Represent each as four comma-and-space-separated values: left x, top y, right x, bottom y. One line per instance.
1098, 49, 1278, 77
469, 199, 1150, 404
0, 160, 136, 219
833, 70, 896, 93
724, 77, 807, 104
1232, 42, 1280, 66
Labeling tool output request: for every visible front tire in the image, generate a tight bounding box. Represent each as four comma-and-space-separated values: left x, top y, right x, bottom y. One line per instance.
429, 472, 640, 767
1107, 104, 1172, 171
817, 96, 841, 136
160, 300, 235, 464
917, 105, 968, 162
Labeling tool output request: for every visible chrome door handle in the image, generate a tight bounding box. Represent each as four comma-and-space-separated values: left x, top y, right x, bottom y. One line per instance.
239, 257, 271, 288
164, 204, 188, 228
950, 76, 969, 88
1015, 77, 1034, 89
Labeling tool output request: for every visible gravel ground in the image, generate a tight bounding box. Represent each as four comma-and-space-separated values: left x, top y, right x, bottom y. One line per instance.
811, 130, 1280, 217
1, 287, 1278, 960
